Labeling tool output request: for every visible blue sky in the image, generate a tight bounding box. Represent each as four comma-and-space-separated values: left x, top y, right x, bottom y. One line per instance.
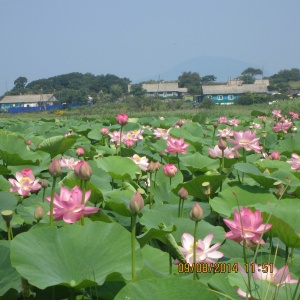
1, 0, 299, 96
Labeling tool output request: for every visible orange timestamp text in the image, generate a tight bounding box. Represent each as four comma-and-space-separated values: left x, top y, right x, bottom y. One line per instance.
178, 262, 274, 274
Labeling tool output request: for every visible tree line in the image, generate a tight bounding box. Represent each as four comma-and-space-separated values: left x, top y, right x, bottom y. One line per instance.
4, 67, 300, 104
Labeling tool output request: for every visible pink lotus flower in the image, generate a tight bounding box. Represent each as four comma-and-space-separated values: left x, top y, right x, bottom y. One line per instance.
153, 128, 171, 140
165, 137, 190, 154
209, 145, 234, 159
237, 263, 298, 298
123, 129, 144, 144
272, 109, 282, 118
45, 186, 99, 223
174, 233, 223, 265
218, 116, 228, 124
163, 164, 178, 177
100, 127, 109, 135
116, 113, 129, 125
108, 130, 124, 146
9, 169, 42, 197
289, 111, 299, 119
227, 130, 262, 153
287, 153, 300, 170
59, 157, 79, 170
228, 118, 241, 127
272, 120, 293, 133
217, 128, 233, 138
249, 122, 262, 130
129, 154, 149, 171
223, 206, 272, 245
76, 147, 85, 156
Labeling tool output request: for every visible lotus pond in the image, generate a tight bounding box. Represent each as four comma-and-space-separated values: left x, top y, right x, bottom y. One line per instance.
1, 110, 300, 300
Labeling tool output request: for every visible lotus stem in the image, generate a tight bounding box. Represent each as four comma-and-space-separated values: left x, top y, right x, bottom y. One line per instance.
193, 220, 199, 280
49, 177, 57, 226
131, 214, 137, 282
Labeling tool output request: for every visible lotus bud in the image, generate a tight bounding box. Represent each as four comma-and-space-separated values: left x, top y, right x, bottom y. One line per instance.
202, 182, 211, 196
189, 203, 203, 222
154, 161, 161, 171
100, 127, 109, 135
76, 147, 85, 156
178, 187, 188, 200
26, 139, 32, 146
163, 164, 178, 177
34, 205, 44, 222
48, 157, 62, 178
213, 121, 218, 129
270, 151, 280, 160
41, 179, 49, 189
159, 151, 164, 158
129, 191, 144, 214
1, 210, 13, 226
74, 161, 92, 181
218, 138, 227, 151
148, 161, 156, 173
116, 113, 129, 125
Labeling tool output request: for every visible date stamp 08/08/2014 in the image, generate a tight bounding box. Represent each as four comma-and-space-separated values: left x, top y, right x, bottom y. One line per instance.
178, 262, 274, 274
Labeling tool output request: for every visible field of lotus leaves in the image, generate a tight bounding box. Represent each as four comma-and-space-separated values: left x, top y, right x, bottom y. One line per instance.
1, 110, 300, 300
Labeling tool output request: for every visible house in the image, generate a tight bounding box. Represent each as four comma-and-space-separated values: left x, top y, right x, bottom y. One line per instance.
128, 82, 188, 98
0, 94, 58, 110
202, 79, 269, 104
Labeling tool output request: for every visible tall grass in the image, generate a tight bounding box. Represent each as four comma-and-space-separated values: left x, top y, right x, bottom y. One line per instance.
0, 98, 299, 122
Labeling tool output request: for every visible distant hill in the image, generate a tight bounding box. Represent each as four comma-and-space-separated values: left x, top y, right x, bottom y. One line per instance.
135, 56, 267, 83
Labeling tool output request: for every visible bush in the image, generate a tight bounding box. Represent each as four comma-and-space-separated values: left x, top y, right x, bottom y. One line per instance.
235, 93, 271, 105
200, 97, 215, 109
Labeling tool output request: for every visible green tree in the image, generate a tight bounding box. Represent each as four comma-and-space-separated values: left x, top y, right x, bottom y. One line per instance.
241, 68, 263, 77
201, 75, 216, 83
130, 84, 146, 96
110, 84, 123, 101
178, 72, 201, 96
14, 76, 28, 89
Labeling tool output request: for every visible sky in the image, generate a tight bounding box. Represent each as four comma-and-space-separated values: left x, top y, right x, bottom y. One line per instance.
1, 0, 300, 96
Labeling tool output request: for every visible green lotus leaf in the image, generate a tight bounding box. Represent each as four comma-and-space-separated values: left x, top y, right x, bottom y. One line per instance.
87, 128, 103, 141
115, 277, 218, 300
96, 156, 141, 180
38, 135, 77, 157
0, 242, 21, 296
10, 222, 143, 289
181, 174, 227, 200
0, 133, 41, 166
277, 136, 300, 156
179, 152, 219, 173
261, 212, 300, 248
210, 184, 278, 217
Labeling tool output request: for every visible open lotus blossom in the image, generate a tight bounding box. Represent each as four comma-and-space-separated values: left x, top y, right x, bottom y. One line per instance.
287, 153, 300, 170
218, 116, 228, 124
223, 206, 272, 245
249, 122, 262, 130
227, 130, 262, 153
165, 137, 190, 154
59, 157, 79, 170
272, 120, 293, 133
217, 128, 233, 138
9, 169, 42, 197
237, 263, 298, 298
153, 128, 171, 140
272, 109, 282, 119
209, 145, 234, 159
123, 129, 144, 144
228, 118, 241, 127
45, 186, 99, 224
173, 233, 223, 265
129, 154, 149, 171
289, 111, 299, 119
108, 130, 125, 146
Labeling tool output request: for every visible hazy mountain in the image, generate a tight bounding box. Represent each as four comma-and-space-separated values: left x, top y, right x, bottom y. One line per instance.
136, 56, 266, 83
